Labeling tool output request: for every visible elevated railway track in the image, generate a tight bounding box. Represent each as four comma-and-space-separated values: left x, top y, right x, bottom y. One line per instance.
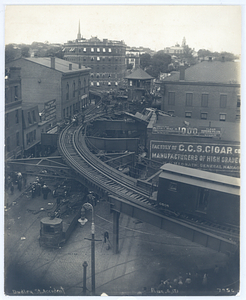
58, 107, 239, 255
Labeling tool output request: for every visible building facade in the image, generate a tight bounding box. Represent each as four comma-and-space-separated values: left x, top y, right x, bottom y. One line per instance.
147, 113, 240, 177
7, 57, 90, 122
22, 104, 40, 156
125, 47, 140, 70
63, 25, 127, 87
5, 67, 23, 159
161, 61, 240, 122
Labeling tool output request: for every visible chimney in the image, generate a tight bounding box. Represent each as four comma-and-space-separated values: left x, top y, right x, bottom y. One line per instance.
179, 65, 185, 80
69, 63, 72, 70
51, 57, 55, 69
79, 63, 81, 69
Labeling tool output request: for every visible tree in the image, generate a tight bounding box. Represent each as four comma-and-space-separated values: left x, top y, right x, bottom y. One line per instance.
5, 44, 17, 63
146, 51, 171, 79
21, 46, 30, 58
140, 53, 151, 70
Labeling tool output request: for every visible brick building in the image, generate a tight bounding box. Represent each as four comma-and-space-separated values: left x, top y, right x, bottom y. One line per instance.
161, 60, 240, 122
6, 57, 90, 122
22, 104, 40, 156
5, 67, 23, 159
63, 23, 127, 87
147, 113, 240, 177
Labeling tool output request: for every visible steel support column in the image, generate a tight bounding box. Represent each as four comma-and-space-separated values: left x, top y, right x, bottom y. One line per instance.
112, 211, 120, 254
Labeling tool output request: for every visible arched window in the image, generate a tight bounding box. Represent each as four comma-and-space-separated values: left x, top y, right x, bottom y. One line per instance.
66, 83, 69, 100
78, 79, 81, 96
73, 81, 76, 97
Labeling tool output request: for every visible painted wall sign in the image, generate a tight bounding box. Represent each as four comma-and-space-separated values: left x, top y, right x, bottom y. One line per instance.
44, 99, 56, 121
150, 140, 240, 172
152, 125, 221, 138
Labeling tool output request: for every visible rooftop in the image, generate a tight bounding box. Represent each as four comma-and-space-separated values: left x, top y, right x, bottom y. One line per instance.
163, 60, 240, 84
24, 57, 90, 73
125, 68, 154, 80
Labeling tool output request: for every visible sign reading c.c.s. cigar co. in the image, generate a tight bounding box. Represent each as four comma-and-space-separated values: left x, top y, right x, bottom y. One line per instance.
150, 140, 240, 173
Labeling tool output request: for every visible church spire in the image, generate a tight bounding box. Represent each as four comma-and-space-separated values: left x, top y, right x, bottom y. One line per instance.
77, 20, 81, 40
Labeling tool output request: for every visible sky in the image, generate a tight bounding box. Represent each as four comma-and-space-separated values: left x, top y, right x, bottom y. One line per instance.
4, 5, 242, 54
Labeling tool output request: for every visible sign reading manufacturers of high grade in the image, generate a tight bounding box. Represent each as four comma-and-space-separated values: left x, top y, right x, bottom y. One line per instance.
150, 140, 240, 172
152, 125, 221, 138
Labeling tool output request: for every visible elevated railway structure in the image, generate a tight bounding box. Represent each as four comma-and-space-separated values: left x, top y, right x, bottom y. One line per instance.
58, 117, 239, 255
6, 90, 239, 255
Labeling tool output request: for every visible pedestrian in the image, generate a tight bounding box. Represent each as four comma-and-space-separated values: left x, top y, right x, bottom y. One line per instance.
31, 185, 36, 198
36, 183, 41, 196
10, 182, 14, 195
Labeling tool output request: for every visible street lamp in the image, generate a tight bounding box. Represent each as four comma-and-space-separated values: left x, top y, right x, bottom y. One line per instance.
83, 202, 95, 295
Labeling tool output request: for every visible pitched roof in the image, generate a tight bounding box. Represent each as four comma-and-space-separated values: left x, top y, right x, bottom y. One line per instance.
24, 57, 90, 73
164, 61, 240, 84
125, 68, 153, 80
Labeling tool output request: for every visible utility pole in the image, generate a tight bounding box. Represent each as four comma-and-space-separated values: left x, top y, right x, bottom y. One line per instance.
83, 261, 88, 295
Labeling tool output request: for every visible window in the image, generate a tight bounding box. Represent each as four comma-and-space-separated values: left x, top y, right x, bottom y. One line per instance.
5, 113, 9, 128
14, 86, 18, 100
16, 110, 19, 123
83, 48, 86, 52
168, 181, 177, 192
78, 80, 81, 96
97, 57, 100, 61
201, 113, 207, 120
236, 115, 240, 120
168, 92, 175, 105
220, 94, 227, 108
97, 48, 100, 52
28, 112, 32, 124
108, 48, 111, 52
83, 57, 86, 61
91, 57, 94, 61
219, 114, 226, 121
66, 83, 69, 100
185, 112, 192, 118
33, 130, 36, 140
91, 48, 94, 52
103, 48, 106, 52
6, 137, 10, 152
66, 107, 69, 117
237, 95, 240, 108
63, 109, 65, 119
32, 110, 36, 122
201, 94, 208, 107
186, 93, 193, 106
73, 81, 76, 97
129, 80, 132, 87
16, 132, 20, 146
